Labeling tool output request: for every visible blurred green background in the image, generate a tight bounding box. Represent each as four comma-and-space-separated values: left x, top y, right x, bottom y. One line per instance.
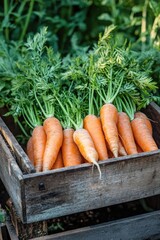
0, 0, 159, 55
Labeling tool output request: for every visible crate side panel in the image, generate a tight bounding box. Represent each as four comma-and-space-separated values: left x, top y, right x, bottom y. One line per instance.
24, 151, 160, 223
0, 134, 25, 221
0, 117, 35, 174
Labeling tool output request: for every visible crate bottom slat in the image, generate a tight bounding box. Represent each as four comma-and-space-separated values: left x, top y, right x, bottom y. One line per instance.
3, 210, 160, 240
33, 210, 160, 240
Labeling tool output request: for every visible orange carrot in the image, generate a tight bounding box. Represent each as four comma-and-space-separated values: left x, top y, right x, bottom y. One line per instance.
43, 117, 63, 171
118, 138, 127, 156
100, 103, 119, 158
83, 115, 108, 161
26, 136, 34, 165
131, 118, 158, 152
32, 126, 46, 172
108, 150, 114, 158
73, 128, 101, 178
134, 111, 152, 135
117, 112, 137, 155
52, 149, 64, 169
136, 144, 143, 153
62, 128, 83, 167
105, 141, 114, 158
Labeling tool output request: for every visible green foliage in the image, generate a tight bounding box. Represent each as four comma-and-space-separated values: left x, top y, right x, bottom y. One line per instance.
0, 0, 159, 55
0, 1, 160, 140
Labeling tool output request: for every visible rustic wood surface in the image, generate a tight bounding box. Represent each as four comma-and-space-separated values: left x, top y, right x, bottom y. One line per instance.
0, 220, 19, 240
0, 224, 11, 240
0, 134, 26, 222
5, 221, 19, 240
143, 102, 160, 210
0, 118, 35, 174
31, 210, 160, 240
24, 149, 160, 223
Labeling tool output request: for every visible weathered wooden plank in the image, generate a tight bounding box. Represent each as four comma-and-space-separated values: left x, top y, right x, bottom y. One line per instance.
0, 134, 26, 222
0, 224, 11, 240
24, 149, 160, 223
0, 118, 35, 174
31, 210, 160, 240
6, 220, 19, 240
0, 216, 19, 240
5, 199, 48, 240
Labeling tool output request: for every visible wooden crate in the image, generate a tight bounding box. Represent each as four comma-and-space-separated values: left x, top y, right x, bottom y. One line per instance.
0, 102, 160, 224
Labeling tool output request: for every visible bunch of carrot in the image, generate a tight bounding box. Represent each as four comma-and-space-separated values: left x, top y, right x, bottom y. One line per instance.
4, 26, 158, 175
26, 101, 158, 174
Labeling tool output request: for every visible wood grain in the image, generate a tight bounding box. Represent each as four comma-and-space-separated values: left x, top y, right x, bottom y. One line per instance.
0, 118, 35, 174
0, 134, 26, 222
24, 150, 160, 223
31, 210, 160, 240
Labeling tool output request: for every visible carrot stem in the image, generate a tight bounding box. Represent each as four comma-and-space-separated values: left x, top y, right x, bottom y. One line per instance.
4, 0, 9, 42
19, 0, 35, 41
22, 104, 41, 129
34, 89, 55, 119
17, 120, 30, 138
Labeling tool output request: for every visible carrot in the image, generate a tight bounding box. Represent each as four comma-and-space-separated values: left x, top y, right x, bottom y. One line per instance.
26, 136, 34, 165
134, 111, 152, 135
73, 128, 101, 178
117, 112, 137, 155
108, 149, 114, 158
32, 126, 46, 172
83, 115, 108, 161
118, 138, 127, 156
105, 141, 113, 158
43, 117, 63, 171
100, 103, 119, 158
106, 137, 127, 157
136, 144, 143, 153
62, 128, 83, 167
52, 149, 64, 169
131, 117, 158, 152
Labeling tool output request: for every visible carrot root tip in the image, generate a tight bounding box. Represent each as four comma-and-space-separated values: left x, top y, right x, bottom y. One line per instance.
113, 151, 118, 158
92, 159, 102, 180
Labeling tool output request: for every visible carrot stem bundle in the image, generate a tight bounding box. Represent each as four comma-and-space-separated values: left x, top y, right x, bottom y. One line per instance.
56, 92, 101, 175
